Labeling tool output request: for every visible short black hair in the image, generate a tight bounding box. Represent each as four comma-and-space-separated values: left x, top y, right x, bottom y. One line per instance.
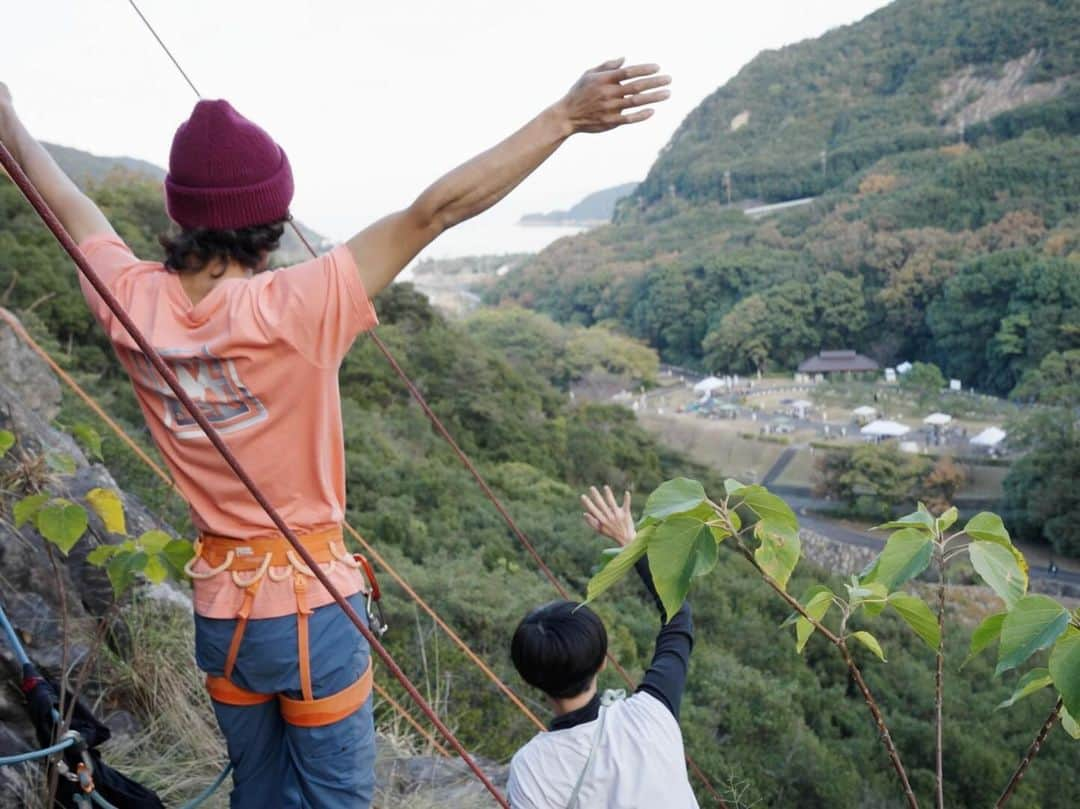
159, 219, 287, 275
511, 600, 607, 699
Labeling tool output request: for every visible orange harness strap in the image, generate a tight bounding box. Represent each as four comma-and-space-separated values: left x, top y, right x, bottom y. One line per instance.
279, 658, 374, 727
206, 659, 373, 726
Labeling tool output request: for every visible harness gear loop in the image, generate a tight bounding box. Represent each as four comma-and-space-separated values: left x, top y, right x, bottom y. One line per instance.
197, 527, 374, 726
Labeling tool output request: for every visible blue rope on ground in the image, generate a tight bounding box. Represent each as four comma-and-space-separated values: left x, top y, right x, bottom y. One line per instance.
87, 762, 232, 809
179, 762, 232, 809
0, 736, 75, 767
0, 599, 31, 668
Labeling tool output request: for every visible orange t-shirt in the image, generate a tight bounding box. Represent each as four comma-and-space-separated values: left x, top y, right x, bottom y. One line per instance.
78, 234, 377, 618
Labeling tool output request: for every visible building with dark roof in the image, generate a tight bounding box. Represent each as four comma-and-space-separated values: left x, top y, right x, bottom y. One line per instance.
798, 350, 879, 374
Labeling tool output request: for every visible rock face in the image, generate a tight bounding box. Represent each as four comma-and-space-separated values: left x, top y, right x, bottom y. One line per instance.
0, 316, 185, 801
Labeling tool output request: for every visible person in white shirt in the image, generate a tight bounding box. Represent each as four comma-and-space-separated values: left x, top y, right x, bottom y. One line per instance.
507, 486, 700, 809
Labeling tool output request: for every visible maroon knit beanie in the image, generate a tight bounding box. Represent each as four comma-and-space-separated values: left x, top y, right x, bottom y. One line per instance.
164, 100, 293, 230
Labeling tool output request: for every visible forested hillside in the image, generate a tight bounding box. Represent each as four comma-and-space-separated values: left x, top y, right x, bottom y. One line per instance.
493, 0, 1080, 398
3, 169, 1080, 807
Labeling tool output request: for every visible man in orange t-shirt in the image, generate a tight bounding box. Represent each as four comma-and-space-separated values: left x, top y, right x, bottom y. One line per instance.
0, 61, 670, 807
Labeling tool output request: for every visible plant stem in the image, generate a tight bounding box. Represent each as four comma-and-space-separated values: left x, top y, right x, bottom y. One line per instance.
44, 545, 68, 809
994, 698, 1063, 808
730, 535, 918, 809
934, 549, 946, 809
59, 602, 120, 734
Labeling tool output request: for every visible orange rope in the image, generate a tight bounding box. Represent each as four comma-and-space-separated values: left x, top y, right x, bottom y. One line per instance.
0, 307, 544, 732
373, 680, 450, 757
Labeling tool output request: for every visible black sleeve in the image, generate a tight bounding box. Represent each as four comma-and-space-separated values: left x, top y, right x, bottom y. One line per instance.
634, 557, 694, 720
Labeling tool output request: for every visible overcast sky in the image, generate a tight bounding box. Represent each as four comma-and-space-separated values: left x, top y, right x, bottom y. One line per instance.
5, 0, 890, 251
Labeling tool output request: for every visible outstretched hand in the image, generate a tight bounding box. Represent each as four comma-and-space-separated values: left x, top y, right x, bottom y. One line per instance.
582, 485, 636, 547
558, 58, 671, 134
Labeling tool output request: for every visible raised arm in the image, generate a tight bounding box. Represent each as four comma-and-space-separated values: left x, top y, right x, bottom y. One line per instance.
582, 485, 694, 719
0, 84, 114, 244
348, 58, 670, 296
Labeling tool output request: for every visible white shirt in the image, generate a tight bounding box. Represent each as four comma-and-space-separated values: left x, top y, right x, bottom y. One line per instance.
507, 691, 700, 809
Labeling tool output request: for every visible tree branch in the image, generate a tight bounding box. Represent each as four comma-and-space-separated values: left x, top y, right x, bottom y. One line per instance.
934, 549, 946, 809
994, 698, 1063, 808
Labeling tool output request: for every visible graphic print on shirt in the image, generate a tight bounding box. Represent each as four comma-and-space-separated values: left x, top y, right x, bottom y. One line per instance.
127, 347, 267, 440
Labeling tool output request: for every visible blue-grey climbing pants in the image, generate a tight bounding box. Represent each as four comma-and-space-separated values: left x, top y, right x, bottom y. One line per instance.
194, 593, 376, 808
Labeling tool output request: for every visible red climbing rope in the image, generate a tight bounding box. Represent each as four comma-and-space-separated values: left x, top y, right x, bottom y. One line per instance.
0, 142, 510, 809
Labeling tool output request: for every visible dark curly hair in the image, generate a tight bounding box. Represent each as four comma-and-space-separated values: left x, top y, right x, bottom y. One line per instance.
159, 219, 287, 275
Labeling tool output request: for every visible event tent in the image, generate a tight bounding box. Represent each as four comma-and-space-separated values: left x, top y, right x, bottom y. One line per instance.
860, 420, 911, 438
970, 427, 1007, 447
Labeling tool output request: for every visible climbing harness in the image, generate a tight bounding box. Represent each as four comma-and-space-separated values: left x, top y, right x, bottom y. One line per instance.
565, 689, 626, 809
186, 527, 383, 725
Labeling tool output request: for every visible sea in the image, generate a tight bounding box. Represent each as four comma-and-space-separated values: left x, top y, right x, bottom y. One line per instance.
402, 214, 587, 279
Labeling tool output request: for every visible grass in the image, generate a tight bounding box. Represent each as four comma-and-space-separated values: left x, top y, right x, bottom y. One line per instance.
639, 413, 786, 482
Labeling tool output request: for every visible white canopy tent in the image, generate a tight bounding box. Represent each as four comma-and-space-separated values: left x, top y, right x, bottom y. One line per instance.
923, 412, 953, 426
861, 420, 911, 438
693, 376, 725, 394
971, 427, 1007, 447
852, 405, 878, 418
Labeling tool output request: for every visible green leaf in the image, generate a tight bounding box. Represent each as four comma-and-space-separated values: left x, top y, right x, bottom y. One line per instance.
137, 529, 172, 554
851, 631, 886, 662
143, 554, 168, 584
733, 485, 798, 533
36, 502, 88, 554
867, 528, 933, 590
162, 539, 195, 577
969, 541, 1028, 608
13, 494, 49, 529
586, 527, 652, 604
106, 551, 146, 597
996, 595, 1070, 676
647, 516, 722, 621
1060, 705, 1080, 740
795, 588, 834, 653
846, 580, 888, 609
962, 613, 1006, 669
85, 488, 126, 536
0, 429, 14, 458
889, 593, 941, 650
640, 478, 707, 525
45, 452, 77, 475
964, 512, 1011, 545
996, 668, 1053, 710
1049, 627, 1080, 720
754, 519, 800, 591
874, 507, 935, 533
86, 544, 124, 566
70, 423, 103, 461
936, 506, 958, 534
723, 478, 745, 495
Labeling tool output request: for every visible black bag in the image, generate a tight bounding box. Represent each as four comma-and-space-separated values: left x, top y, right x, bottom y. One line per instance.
23, 664, 165, 809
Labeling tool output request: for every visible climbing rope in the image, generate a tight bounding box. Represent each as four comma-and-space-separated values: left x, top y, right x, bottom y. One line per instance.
0, 737, 76, 768
0, 143, 510, 808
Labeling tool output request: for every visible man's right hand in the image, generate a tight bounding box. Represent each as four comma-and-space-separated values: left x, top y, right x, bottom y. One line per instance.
581, 485, 636, 547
